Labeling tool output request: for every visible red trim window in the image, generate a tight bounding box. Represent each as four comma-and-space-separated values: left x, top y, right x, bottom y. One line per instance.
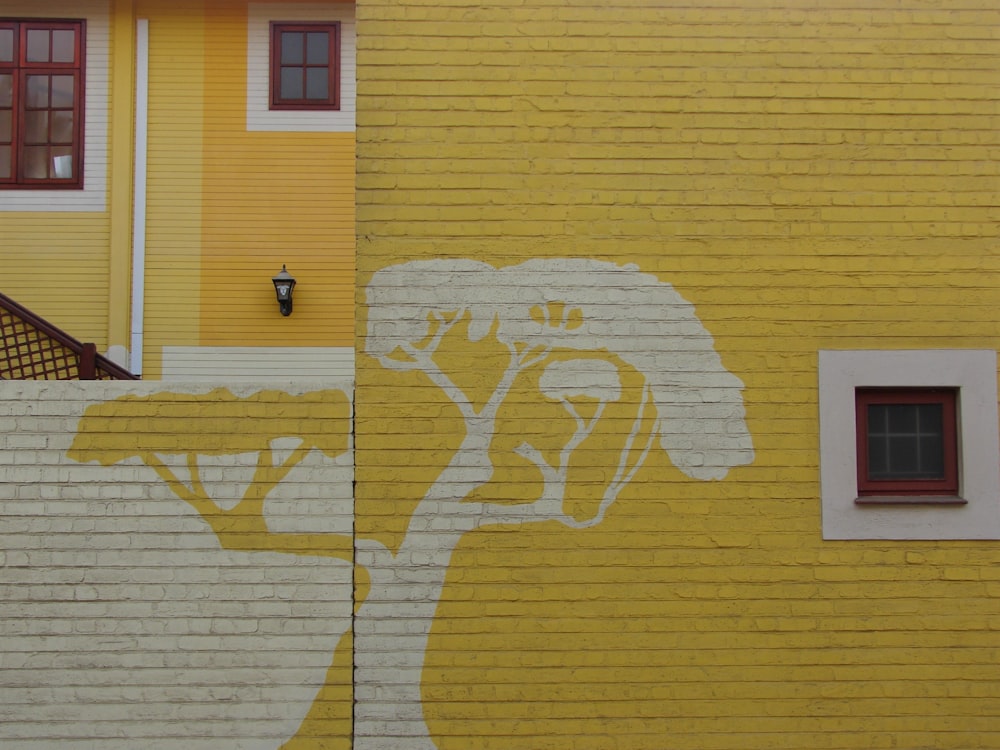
0, 19, 85, 189
270, 22, 340, 110
855, 388, 959, 496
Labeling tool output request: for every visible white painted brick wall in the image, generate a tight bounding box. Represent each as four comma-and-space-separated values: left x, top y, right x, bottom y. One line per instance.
0, 381, 354, 749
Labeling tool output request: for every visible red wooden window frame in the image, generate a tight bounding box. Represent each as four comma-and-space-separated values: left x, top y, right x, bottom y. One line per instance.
269, 22, 340, 111
0, 19, 85, 189
855, 388, 959, 496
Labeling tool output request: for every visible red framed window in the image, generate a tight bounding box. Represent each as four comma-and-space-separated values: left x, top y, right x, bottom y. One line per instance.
270, 22, 340, 111
855, 388, 959, 496
0, 19, 85, 189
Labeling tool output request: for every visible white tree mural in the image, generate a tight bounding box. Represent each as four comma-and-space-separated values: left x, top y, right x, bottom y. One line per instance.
68, 257, 753, 749
357, 258, 754, 749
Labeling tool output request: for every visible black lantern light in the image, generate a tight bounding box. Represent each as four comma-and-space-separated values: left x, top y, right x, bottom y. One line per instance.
272, 265, 296, 316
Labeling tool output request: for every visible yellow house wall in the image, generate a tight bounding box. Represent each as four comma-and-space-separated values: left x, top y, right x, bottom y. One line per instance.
355, 1, 1000, 749
139, 0, 355, 377
0, 0, 114, 348
1, 0, 355, 378
0, 215, 111, 344
199, 0, 355, 350
136, 0, 205, 378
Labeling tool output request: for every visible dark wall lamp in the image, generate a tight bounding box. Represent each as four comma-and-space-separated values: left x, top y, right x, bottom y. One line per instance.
272, 265, 296, 316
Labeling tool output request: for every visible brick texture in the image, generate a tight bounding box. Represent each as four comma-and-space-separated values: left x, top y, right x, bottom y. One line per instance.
355, 1, 1000, 749
0, 381, 354, 749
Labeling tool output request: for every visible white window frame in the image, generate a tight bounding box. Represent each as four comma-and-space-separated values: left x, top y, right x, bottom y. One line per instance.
818, 349, 1000, 540
246, 2, 356, 132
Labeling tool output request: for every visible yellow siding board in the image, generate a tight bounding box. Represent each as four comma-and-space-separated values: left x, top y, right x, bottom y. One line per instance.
137, 0, 206, 377
200, 1, 355, 349
0, 216, 111, 345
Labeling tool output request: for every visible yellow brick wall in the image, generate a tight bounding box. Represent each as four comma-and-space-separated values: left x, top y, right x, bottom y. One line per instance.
355, 2, 1000, 748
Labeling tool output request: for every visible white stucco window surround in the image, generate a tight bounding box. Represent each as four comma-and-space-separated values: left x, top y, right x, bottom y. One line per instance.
818, 349, 1000, 540
0, 0, 108, 212
247, 2, 356, 132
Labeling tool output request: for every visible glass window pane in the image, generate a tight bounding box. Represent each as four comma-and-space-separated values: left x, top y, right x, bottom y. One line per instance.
280, 32, 303, 65
867, 401, 946, 481
305, 67, 328, 99
0, 111, 10, 142
867, 434, 887, 477
883, 435, 919, 477
51, 146, 73, 179
51, 29, 75, 63
306, 32, 329, 65
280, 67, 303, 99
867, 405, 888, 435
919, 435, 944, 477
51, 111, 73, 144
24, 111, 48, 145
26, 29, 50, 62
918, 403, 943, 433
0, 145, 10, 179
26, 76, 49, 108
886, 403, 917, 432
24, 146, 49, 178
0, 74, 11, 108
0, 29, 13, 63
50, 76, 74, 108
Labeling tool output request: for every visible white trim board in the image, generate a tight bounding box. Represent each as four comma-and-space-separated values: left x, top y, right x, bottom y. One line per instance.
161, 346, 355, 381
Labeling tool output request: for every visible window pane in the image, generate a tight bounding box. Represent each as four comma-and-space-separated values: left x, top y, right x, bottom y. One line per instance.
918, 403, 943, 433
24, 111, 48, 145
280, 32, 303, 65
0, 29, 13, 63
867, 433, 887, 477
919, 434, 945, 477
280, 67, 303, 99
866, 402, 946, 481
886, 403, 917, 432
0, 111, 10, 142
50, 76, 74, 108
306, 32, 329, 64
51, 111, 73, 144
26, 29, 50, 62
51, 146, 73, 178
0, 74, 11, 108
51, 29, 75, 63
305, 67, 328, 99
886, 435, 920, 477
26, 76, 49, 108
0, 145, 10, 178
24, 146, 49, 178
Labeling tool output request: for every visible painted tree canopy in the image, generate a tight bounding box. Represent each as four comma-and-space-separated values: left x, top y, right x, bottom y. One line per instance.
68, 387, 350, 465
69, 387, 352, 559
366, 258, 754, 483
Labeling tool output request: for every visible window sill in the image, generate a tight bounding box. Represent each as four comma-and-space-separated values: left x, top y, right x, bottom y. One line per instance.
855, 495, 968, 506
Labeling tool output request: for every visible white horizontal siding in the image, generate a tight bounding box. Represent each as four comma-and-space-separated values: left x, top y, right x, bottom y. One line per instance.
161, 346, 355, 381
